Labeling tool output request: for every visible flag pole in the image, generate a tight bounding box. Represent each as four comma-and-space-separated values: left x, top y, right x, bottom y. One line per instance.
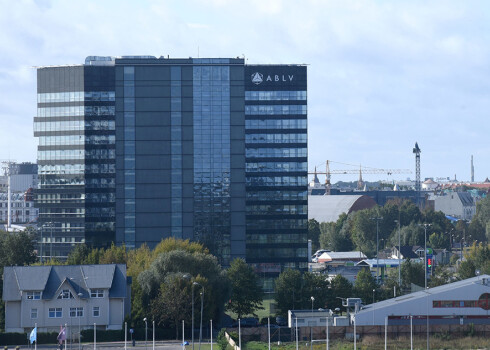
34, 323, 37, 350
65, 324, 68, 350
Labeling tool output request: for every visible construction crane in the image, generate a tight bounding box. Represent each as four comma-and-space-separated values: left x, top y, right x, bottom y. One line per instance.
309, 160, 412, 193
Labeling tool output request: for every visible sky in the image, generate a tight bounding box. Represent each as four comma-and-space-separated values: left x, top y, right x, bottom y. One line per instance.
0, 0, 489, 183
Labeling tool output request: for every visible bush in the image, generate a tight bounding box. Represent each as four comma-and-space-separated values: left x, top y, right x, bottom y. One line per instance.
216, 329, 229, 350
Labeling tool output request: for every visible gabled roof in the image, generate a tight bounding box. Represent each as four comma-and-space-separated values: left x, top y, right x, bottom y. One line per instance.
3, 264, 127, 302
318, 251, 367, 262
396, 246, 419, 259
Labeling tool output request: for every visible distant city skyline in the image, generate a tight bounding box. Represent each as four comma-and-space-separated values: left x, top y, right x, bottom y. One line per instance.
1, 0, 489, 182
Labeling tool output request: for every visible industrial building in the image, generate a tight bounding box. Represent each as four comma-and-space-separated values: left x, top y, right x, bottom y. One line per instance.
352, 275, 490, 326
34, 56, 308, 285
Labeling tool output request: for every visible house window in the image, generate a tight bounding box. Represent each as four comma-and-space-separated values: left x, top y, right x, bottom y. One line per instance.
57, 289, 74, 299
49, 308, 62, 318
90, 289, 104, 298
70, 307, 84, 317
31, 309, 38, 319
26, 291, 41, 300
93, 307, 100, 317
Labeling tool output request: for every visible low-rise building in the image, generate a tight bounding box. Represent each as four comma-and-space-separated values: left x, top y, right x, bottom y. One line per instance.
2, 264, 130, 333
352, 275, 490, 326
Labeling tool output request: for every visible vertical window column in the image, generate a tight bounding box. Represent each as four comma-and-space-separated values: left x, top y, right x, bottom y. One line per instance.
123, 66, 136, 248
170, 66, 183, 239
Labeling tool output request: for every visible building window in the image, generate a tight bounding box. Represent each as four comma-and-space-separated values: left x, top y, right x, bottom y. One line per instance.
57, 289, 74, 299
90, 289, 104, 298
70, 307, 84, 317
31, 308, 38, 319
49, 308, 62, 318
93, 307, 100, 317
26, 291, 41, 300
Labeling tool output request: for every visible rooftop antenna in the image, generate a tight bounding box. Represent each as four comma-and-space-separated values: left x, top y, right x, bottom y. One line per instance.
413, 143, 421, 206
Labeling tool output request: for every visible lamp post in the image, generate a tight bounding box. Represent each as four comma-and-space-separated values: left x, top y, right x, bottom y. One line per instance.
78, 292, 82, 350
372, 289, 375, 325
394, 219, 401, 289
192, 282, 202, 350
421, 224, 432, 290
371, 216, 383, 282
143, 318, 148, 350
199, 289, 204, 350
310, 297, 314, 350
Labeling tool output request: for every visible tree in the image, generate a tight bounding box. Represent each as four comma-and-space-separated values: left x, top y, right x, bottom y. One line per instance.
0, 229, 37, 331
353, 268, 377, 305
308, 219, 321, 252
429, 265, 455, 287
429, 232, 450, 250
469, 196, 490, 242
99, 243, 127, 264
400, 259, 424, 289
66, 244, 91, 265
226, 258, 263, 319
150, 273, 192, 339
329, 275, 352, 310
300, 272, 331, 311
274, 269, 302, 316
138, 248, 229, 325
319, 214, 353, 251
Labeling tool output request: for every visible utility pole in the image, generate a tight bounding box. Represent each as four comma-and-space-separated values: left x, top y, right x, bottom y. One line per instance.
371, 216, 383, 282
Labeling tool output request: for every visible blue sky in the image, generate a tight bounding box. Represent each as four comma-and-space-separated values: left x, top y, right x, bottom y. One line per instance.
1, 0, 489, 182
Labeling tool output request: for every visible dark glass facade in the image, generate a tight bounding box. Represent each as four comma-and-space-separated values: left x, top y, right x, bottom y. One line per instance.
244, 66, 308, 290
114, 58, 245, 265
35, 63, 115, 259
35, 57, 307, 273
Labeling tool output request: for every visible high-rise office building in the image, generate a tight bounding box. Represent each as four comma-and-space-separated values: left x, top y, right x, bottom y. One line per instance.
34, 57, 307, 279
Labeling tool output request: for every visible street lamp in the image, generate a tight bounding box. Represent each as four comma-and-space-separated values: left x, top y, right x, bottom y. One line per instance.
372, 289, 375, 326
77, 293, 83, 350
310, 297, 314, 350
394, 219, 401, 289
371, 216, 383, 282
199, 289, 204, 350
420, 224, 432, 290
143, 318, 148, 350
192, 282, 202, 350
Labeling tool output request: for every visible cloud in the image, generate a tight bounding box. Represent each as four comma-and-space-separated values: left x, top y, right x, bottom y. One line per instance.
0, 0, 489, 180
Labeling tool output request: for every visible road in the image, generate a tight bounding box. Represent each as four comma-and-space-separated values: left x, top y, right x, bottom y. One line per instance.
5, 341, 202, 350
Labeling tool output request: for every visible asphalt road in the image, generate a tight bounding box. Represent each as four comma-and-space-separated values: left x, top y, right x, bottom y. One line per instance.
5, 341, 197, 350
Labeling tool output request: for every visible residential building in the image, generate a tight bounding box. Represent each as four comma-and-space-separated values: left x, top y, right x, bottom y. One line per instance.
34, 57, 308, 282
0, 188, 38, 224
434, 192, 476, 221
2, 264, 129, 333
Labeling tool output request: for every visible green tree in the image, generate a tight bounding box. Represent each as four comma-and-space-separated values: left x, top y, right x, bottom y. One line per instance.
319, 213, 353, 251
138, 249, 229, 324
66, 244, 91, 265
308, 219, 321, 252
150, 273, 192, 339
350, 209, 377, 257
469, 196, 490, 242
329, 275, 352, 310
99, 243, 127, 264
274, 269, 302, 316
226, 258, 263, 319
0, 229, 37, 330
429, 265, 455, 287
301, 272, 331, 310
353, 268, 377, 305
429, 232, 450, 250
401, 259, 425, 289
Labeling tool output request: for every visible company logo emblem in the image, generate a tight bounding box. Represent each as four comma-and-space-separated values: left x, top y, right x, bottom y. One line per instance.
251, 72, 263, 85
